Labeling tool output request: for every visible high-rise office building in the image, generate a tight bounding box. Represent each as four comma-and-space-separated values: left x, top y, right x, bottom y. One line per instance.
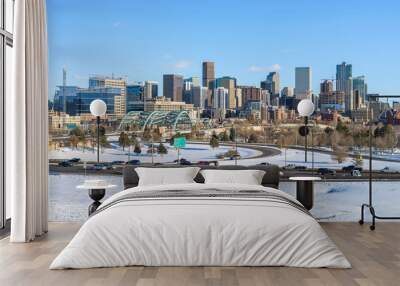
203, 62, 215, 108
126, 82, 145, 112
163, 74, 184, 102
216, 76, 237, 109
213, 87, 228, 119
238, 86, 262, 104
144, 81, 158, 100
261, 72, 280, 96
192, 86, 208, 109
235, 88, 242, 110
53, 86, 79, 115
320, 80, 334, 94
76, 87, 120, 115
336, 62, 353, 113
281, 87, 294, 97
319, 80, 345, 113
295, 67, 312, 99
352, 76, 367, 103
202, 61, 215, 89
261, 72, 280, 107
183, 79, 193, 104
186, 76, 201, 87
89, 75, 127, 115
336, 62, 352, 91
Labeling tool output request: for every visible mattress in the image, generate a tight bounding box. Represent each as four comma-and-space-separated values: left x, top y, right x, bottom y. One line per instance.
50, 183, 350, 269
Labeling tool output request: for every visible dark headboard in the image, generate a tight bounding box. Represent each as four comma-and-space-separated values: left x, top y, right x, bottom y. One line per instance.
123, 164, 280, 190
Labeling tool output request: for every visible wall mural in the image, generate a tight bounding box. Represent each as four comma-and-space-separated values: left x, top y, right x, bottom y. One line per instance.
47, 2, 400, 224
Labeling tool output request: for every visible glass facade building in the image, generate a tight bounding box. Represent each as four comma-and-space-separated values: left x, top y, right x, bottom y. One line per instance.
126, 83, 145, 112
76, 87, 120, 114
53, 86, 79, 115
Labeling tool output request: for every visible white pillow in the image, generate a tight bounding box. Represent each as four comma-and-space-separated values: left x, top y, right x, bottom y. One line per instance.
135, 167, 200, 186
200, 169, 265, 185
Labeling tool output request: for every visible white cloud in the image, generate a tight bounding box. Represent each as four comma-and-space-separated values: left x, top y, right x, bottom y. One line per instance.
248, 64, 281, 73
173, 60, 191, 69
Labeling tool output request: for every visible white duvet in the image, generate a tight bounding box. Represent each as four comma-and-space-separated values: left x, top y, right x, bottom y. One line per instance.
50, 183, 351, 269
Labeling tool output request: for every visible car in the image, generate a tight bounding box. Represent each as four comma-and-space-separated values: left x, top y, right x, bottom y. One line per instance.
342, 165, 363, 172
58, 161, 73, 167
126, 160, 141, 165
68, 157, 81, 163
381, 167, 390, 173
380, 166, 400, 173
179, 158, 192, 165
351, 170, 362, 177
294, 165, 307, 170
258, 162, 271, 166
229, 154, 241, 160
317, 168, 336, 175
283, 164, 296, 170
111, 160, 125, 165
197, 160, 219, 166
93, 163, 107, 171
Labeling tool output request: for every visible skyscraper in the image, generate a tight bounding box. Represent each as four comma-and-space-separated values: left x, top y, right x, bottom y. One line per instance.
126, 82, 145, 112
281, 87, 294, 97
213, 87, 228, 119
216, 76, 237, 109
186, 76, 200, 87
261, 72, 280, 96
163, 74, 184, 102
352, 76, 367, 103
202, 61, 215, 89
319, 80, 345, 113
336, 62, 353, 113
235, 88, 242, 110
238, 86, 262, 104
295, 67, 312, 99
192, 86, 208, 109
144, 81, 158, 100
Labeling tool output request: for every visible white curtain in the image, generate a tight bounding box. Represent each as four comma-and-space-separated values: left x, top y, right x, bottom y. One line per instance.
7, 0, 49, 242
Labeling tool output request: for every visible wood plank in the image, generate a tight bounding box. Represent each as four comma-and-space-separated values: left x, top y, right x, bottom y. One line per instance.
0, 222, 399, 286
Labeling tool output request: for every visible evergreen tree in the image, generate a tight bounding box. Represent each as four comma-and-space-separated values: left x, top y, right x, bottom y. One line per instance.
118, 132, 130, 151
157, 143, 168, 155
210, 132, 219, 149
134, 142, 142, 155
229, 127, 236, 142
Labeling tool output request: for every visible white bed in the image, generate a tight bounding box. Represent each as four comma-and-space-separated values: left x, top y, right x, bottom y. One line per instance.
50, 183, 351, 269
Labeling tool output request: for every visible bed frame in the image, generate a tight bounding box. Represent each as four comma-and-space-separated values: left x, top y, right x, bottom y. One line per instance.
123, 164, 280, 190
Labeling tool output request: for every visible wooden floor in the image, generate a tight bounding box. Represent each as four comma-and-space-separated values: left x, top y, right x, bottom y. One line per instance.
0, 222, 399, 286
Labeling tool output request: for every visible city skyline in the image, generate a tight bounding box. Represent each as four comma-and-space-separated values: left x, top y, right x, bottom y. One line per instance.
47, 0, 400, 97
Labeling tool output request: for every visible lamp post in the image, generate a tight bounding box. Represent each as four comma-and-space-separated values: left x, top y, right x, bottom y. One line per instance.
297, 99, 315, 163
90, 99, 107, 163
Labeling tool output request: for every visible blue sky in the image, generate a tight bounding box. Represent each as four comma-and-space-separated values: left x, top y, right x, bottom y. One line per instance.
47, 0, 400, 99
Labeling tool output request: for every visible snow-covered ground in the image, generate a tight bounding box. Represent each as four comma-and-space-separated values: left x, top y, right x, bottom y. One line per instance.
50, 142, 400, 170
49, 173, 400, 222
48, 142, 400, 222
220, 146, 400, 170
49, 143, 262, 163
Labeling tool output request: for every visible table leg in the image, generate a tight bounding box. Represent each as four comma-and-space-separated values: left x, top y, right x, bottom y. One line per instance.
296, 181, 314, 210
88, 189, 105, 216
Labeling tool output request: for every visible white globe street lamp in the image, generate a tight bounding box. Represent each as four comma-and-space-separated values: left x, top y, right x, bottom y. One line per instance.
90, 99, 107, 163
297, 99, 315, 163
